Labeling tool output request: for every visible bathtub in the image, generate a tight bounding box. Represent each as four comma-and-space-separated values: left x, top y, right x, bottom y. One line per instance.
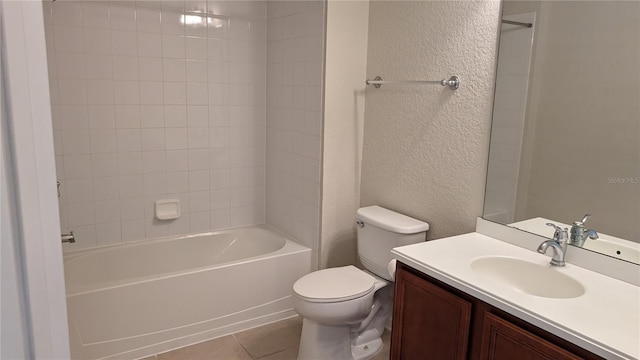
64, 225, 311, 360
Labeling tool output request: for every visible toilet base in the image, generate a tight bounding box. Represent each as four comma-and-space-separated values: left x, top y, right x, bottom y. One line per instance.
298, 319, 352, 360
351, 337, 383, 360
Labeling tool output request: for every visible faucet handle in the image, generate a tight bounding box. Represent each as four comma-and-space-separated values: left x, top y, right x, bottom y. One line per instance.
578, 214, 591, 224
546, 223, 568, 242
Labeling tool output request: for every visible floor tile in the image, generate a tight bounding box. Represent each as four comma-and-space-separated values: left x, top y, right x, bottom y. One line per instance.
233, 317, 303, 359
156, 335, 252, 360
255, 347, 298, 360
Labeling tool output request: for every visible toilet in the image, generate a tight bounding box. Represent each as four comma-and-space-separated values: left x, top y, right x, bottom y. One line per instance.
293, 206, 429, 360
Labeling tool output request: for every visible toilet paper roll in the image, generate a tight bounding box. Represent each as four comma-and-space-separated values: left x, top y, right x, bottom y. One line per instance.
387, 259, 397, 279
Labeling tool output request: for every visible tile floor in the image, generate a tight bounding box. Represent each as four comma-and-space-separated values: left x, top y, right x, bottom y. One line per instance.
140, 317, 391, 360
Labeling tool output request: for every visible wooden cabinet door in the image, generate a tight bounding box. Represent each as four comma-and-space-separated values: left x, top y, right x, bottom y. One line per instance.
391, 266, 472, 360
480, 312, 582, 360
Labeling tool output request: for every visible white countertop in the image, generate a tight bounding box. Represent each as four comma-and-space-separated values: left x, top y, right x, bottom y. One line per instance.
392, 232, 640, 360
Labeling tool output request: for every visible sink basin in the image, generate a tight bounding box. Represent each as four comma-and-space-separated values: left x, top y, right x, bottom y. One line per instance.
470, 256, 585, 299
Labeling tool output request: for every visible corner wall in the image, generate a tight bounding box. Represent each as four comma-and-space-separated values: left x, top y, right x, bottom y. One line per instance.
360, 1, 501, 240
320, 0, 370, 268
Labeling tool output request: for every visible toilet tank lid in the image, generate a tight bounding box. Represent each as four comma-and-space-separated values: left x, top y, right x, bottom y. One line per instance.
356, 206, 429, 234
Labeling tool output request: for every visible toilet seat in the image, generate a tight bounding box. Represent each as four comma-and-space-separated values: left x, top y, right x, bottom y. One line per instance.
293, 266, 376, 303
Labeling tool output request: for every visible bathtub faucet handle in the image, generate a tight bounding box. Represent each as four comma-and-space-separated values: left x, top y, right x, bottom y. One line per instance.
62, 231, 75, 244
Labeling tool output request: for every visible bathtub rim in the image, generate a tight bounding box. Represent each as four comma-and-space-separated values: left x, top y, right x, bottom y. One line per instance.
64, 224, 311, 297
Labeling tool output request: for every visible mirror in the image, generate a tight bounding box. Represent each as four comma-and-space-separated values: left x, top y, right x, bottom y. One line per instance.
484, 0, 640, 264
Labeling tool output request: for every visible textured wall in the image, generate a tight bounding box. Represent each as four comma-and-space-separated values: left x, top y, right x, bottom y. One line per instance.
321, 0, 370, 268
360, 1, 501, 240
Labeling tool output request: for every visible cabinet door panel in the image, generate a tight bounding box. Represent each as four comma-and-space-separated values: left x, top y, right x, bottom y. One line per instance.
480, 312, 582, 360
391, 266, 472, 360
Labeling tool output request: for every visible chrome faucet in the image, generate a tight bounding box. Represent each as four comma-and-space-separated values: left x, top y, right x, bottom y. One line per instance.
570, 214, 598, 247
537, 223, 568, 267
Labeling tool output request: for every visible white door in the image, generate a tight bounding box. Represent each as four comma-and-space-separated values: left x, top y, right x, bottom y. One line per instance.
0, 1, 70, 358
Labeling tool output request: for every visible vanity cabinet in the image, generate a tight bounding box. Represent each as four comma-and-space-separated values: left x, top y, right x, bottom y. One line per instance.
390, 262, 603, 360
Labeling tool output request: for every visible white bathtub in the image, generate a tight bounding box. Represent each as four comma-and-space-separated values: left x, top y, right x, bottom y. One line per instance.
64, 225, 311, 360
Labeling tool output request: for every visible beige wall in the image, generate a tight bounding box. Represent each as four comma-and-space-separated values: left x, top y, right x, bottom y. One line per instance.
320, 0, 370, 268
517, 1, 640, 240
360, 1, 501, 241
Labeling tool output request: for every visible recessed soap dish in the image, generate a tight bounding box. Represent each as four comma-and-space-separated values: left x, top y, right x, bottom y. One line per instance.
155, 199, 180, 220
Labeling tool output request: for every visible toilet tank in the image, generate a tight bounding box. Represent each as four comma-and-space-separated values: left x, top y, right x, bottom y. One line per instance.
356, 206, 429, 281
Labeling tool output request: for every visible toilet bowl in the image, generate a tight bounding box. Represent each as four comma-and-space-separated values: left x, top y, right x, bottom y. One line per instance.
293, 206, 429, 360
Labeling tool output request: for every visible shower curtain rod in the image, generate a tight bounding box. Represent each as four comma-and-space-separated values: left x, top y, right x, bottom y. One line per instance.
501, 20, 533, 28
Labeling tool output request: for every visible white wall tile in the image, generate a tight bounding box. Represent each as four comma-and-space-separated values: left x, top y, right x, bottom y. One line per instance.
162, 35, 186, 59
91, 153, 118, 177
164, 82, 187, 104
136, 7, 162, 33
65, 178, 94, 203
141, 105, 165, 128
166, 171, 189, 193
68, 202, 96, 227
186, 37, 208, 60
189, 211, 211, 232
58, 79, 88, 104
187, 82, 208, 105
189, 191, 210, 212
117, 152, 143, 174
55, 25, 86, 53
95, 199, 121, 223
161, 10, 185, 35
142, 151, 166, 173
88, 105, 116, 129
83, 28, 111, 54
113, 56, 139, 80
109, 3, 137, 31
164, 105, 187, 127
59, 105, 89, 130
210, 208, 229, 230
118, 174, 144, 198
90, 129, 117, 153
187, 106, 208, 127
56, 52, 86, 79
163, 59, 186, 81
143, 173, 167, 195
187, 127, 209, 148
188, 149, 210, 170
165, 128, 188, 149
120, 197, 145, 220
116, 129, 142, 152
140, 81, 164, 104
188, 170, 209, 191
141, 129, 166, 150
111, 30, 138, 56
96, 222, 122, 246
121, 219, 146, 242
64, 154, 92, 179
114, 81, 140, 104
186, 60, 208, 83
166, 150, 189, 171
93, 176, 120, 201
48, 0, 313, 251
137, 33, 163, 58
85, 54, 113, 80
86, 79, 115, 104
115, 105, 141, 129
82, 2, 110, 29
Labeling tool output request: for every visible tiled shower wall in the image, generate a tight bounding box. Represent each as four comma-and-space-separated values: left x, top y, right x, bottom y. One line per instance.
265, 1, 324, 254
44, 0, 322, 251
